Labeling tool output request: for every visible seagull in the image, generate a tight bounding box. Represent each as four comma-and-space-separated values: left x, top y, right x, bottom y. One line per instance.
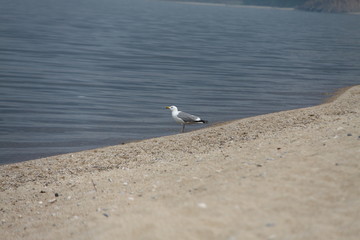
166, 105, 208, 133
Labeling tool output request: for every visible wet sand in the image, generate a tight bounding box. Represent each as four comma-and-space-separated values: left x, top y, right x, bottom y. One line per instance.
1, 85, 360, 240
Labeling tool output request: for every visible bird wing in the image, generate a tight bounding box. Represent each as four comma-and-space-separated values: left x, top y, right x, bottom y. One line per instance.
177, 111, 200, 123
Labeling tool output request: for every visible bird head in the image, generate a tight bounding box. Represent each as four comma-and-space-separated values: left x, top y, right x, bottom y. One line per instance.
165, 106, 178, 112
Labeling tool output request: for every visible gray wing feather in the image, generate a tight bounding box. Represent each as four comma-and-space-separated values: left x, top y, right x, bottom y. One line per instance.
178, 111, 200, 123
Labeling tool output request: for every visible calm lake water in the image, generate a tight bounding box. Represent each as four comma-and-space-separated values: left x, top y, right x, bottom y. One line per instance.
1, 0, 360, 164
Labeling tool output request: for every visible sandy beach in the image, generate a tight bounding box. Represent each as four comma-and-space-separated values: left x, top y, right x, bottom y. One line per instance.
1, 85, 359, 240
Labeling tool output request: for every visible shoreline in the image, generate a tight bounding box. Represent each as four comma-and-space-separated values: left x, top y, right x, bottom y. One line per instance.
0, 85, 350, 169
169, 1, 360, 14
171, 1, 295, 11
0, 85, 349, 167
1, 85, 359, 240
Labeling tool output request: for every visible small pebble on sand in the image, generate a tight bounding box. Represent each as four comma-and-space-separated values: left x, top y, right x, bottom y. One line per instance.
197, 202, 207, 209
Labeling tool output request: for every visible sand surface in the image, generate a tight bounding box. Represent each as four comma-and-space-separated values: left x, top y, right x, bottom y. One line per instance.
1, 85, 360, 240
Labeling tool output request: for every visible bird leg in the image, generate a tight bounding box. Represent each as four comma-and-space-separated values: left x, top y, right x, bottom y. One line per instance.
181, 124, 185, 133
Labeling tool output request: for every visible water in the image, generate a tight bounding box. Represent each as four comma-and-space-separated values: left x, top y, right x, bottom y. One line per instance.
1, 0, 359, 165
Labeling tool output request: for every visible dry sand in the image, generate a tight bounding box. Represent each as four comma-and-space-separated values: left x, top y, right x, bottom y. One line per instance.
1, 85, 360, 240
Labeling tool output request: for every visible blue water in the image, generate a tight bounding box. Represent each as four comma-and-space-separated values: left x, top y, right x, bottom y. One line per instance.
1, 0, 360, 164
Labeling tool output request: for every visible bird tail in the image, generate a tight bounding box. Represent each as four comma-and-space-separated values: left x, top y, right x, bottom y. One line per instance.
198, 119, 208, 124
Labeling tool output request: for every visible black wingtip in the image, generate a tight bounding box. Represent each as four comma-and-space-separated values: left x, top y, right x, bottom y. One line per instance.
201, 120, 208, 124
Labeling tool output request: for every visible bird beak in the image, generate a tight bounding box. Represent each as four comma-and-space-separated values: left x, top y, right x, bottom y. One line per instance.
165, 106, 170, 109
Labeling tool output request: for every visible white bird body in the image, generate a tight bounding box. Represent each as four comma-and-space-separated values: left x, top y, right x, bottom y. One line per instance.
166, 106, 208, 132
